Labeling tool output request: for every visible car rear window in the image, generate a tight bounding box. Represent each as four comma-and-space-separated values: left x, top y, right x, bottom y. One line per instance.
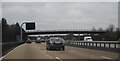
50, 39, 64, 42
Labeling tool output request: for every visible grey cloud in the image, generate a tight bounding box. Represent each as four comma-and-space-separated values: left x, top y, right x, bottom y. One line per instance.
2, 0, 119, 2
2, 2, 118, 30
0, 2, 2, 19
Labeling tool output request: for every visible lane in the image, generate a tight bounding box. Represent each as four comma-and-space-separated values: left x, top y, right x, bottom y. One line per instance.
35, 43, 118, 59
3, 43, 54, 59
35, 43, 89, 59
1, 42, 118, 60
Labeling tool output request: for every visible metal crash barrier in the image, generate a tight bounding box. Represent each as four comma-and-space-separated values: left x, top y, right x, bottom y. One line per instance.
66, 41, 120, 52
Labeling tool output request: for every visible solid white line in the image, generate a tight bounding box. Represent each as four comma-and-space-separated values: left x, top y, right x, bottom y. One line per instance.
101, 56, 112, 59
0, 57, 4, 61
0, 43, 25, 60
56, 57, 62, 61
56, 57, 60, 59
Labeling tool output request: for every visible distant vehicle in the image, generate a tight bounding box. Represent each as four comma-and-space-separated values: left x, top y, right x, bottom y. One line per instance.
46, 37, 65, 50
41, 39, 46, 42
32, 40, 36, 42
118, 39, 120, 41
26, 38, 32, 43
36, 37, 41, 43
84, 36, 93, 41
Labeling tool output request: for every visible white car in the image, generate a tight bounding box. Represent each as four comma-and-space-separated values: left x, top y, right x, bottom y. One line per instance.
84, 36, 93, 41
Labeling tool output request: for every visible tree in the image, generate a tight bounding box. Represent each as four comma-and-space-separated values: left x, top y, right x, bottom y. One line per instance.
15, 22, 20, 36
1, 18, 9, 30
2, 18, 27, 43
0, 19, 2, 43
116, 27, 120, 40
106, 24, 115, 32
1, 18, 7, 25
91, 27, 97, 31
98, 27, 104, 31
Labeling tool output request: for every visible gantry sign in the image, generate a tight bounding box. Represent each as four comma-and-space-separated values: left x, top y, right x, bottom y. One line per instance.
26, 22, 36, 30
21, 22, 35, 41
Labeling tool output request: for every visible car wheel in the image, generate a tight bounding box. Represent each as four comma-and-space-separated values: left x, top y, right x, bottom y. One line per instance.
46, 47, 48, 50
48, 47, 51, 50
47, 46, 50, 50
62, 47, 65, 51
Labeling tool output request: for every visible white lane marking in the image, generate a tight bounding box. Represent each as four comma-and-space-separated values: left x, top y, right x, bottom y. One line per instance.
0, 43, 25, 60
44, 49, 47, 52
101, 56, 112, 59
0, 57, 4, 61
33, 44, 54, 59
56, 57, 62, 61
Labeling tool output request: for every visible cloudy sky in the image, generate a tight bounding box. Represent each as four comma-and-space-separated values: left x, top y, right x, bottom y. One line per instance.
2, 2, 118, 31
2, 0, 119, 2
0, 2, 1, 19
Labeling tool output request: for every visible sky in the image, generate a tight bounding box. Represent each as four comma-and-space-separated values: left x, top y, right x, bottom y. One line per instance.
2, 2, 118, 31
0, 2, 1, 20
119, 2, 120, 29
1, 0, 120, 2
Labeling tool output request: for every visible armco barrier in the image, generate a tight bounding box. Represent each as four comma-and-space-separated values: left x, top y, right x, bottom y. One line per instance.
66, 41, 120, 52
2, 42, 25, 56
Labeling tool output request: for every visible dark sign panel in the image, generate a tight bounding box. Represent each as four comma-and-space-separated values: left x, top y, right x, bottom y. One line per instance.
26, 22, 35, 30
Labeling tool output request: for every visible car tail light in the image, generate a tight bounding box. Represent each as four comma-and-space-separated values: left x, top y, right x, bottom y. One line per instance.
62, 42, 65, 44
50, 42, 53, 44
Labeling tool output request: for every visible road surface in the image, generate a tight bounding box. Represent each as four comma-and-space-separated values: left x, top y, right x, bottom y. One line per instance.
1, 42, 119, 61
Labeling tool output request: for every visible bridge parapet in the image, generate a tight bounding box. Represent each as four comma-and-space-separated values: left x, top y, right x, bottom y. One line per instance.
26, 30, 106, 35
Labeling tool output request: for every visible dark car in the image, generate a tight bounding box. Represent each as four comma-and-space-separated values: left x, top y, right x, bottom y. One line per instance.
40, 39, 46, 42
46, 37, 65, 50
26, 40, 32, 43
35, 40, 41, 43
118, 39, 120, 41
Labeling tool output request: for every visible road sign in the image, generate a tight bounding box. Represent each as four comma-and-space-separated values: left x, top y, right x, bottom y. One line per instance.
26, 22, 35, 30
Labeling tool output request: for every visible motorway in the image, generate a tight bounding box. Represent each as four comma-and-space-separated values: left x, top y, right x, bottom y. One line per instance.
1, 42, 119, 61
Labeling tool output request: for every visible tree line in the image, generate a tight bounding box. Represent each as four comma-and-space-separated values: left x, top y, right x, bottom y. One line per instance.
1, 18, 27, 43
63, 24, 120, 41
91, 24, 120, 41
1, 17, 119, 41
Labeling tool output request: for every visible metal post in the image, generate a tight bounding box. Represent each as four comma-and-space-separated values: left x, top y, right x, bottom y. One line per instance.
20, 22, 26, 41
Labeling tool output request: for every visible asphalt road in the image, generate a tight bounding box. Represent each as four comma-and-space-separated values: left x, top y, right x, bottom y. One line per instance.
1, 42, 119, 61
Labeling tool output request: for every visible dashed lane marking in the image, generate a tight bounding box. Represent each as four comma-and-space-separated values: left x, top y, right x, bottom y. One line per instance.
101, 56, 112, 59
33, 44, 54, 59
0, 57, 4, 61
56, 57, 62, 61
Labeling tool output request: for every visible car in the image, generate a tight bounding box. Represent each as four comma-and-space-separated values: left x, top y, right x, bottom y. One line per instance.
118, 39, 120, 41
35, 40, 41, 43
26, 38, 32, 43
41, 39, 46, 42
84, 36, 93, 41
46, 37, 65, 50
26, 40, 32, 43
35, 37, 41, 43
